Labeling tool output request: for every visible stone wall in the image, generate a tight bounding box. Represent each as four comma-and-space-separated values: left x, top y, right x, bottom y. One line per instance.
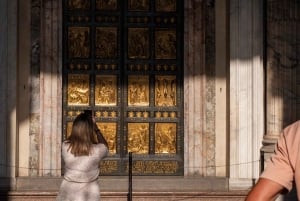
262, 5, 300, 199
265, 0, 300, 139
0, 0, 267, 191
184, 0, 218, 177
229, 0, 264, 189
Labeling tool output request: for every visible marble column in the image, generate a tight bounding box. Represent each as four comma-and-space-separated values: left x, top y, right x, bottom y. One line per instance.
38, 0, 62, 176
0, 0, 17, 188
229, 0, 264, 189
184, 0, 205, 176
184, 0, 217, 176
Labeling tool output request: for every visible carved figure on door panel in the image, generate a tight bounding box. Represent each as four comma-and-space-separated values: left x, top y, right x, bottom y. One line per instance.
156, 0, 176, 12
128, 82, 138, 105
128, 124, 149, 154
68, 27, 90, 58
155, 124, 176, 154
96, 0, 117, 10
68, 0, 89, 9
128, 76, 149, 106
68, 76, 89, 105
128, 28, 149, 59
138, 84, 148, 103
95, 76, 117, 106
155, 30, 176, 59
128, 0, 148, 11
99, 82, 114, 104
98, 123, 116, 154
155, 76, 176, 106
96, 28, 117, 58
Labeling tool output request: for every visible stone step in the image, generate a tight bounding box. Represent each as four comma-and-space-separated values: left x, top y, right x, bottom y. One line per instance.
0, 177, 250, 200
0, 191, 248, 201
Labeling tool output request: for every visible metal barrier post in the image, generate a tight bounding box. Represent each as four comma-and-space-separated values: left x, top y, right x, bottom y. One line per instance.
127, 152, 132, 201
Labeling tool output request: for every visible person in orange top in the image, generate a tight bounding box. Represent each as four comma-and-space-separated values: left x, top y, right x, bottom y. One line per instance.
246, 121, 300, 201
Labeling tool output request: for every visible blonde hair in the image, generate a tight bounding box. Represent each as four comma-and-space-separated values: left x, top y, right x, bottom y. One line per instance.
66, 113, 98, 156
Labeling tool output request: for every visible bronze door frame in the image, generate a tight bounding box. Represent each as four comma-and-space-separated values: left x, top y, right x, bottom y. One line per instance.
62, 0, 184, 175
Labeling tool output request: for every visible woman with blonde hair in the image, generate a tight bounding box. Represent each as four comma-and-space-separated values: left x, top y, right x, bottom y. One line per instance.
57, 112, 108, 201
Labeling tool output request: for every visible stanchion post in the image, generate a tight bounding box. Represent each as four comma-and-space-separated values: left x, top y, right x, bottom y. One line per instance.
127, 152, 132, 201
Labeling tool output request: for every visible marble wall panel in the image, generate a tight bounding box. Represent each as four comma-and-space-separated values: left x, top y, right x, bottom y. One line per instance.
25, 0, 220, 177
184, 0, 216, 176
29, 0, 62, 176
265, 0, 300, 138
229, 0, 264, 189
204, 1, 216, 176
29, 0, 41, 176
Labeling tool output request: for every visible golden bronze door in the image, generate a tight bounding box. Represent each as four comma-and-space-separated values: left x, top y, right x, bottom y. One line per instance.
63, 0, 183, 175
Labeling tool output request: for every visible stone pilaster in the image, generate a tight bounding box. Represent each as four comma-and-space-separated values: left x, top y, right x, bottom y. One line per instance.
229, 0, 264, 189
184, 0, 217, 176
184, 0, 205, 176
38, 0, 62, 176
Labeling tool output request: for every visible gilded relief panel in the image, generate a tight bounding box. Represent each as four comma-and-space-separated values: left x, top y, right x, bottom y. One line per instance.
67, 0, 90, 10
96, 27, 118, 59
100, 160, 119, 174
96, 0, 118, 10
155, 75, 176, 106
128, 76, 149, 106
128, 28, 149, 59
155, 123, 176, 154
126, 160, 178, 174
155, 0, 176, 12
68, 27, 90, 58
155, 29, 176, 59
67, 74, 90, 105
97, 123, 117, 154
95, 75, 117, 106
128, 0, 149, 11
128, 123, 149, 154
